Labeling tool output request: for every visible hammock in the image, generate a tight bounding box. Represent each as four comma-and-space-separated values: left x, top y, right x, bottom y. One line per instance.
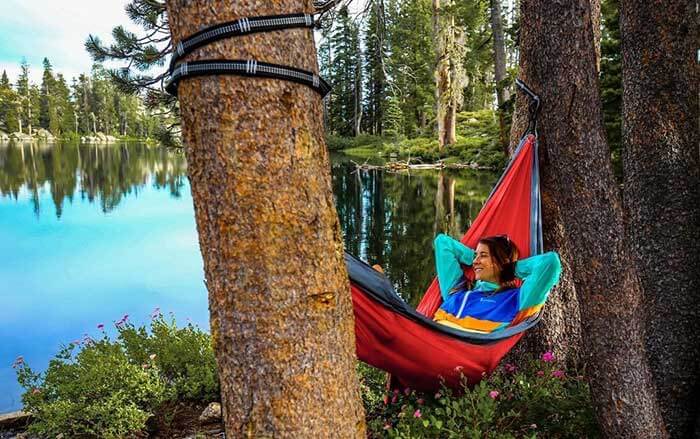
347, 133, 542, 391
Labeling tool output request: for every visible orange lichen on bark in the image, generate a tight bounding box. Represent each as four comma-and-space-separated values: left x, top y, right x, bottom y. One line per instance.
165, 1, 366, 437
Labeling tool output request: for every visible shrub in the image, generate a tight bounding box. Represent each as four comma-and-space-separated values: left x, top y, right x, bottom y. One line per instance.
360, 352, 599, 438
119, 312, 219, 402
14, 312, 219, 438
15, 339, 166, 438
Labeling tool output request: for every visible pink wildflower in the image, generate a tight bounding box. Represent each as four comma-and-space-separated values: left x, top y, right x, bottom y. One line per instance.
383, 423, 392, 430
504, 363, 517, 373
541, 351, 555, 362
404, 387, 411, 396
393, 388, 400, 394
71, 339, 81, 345
417, 398, 425, 405
391, 394, 398, 404
434, 391, 442, 399
489, 390, 499, 399
551, 370, 565, 379
382, 394, 389, 405
413, 409, 422, 418
454, 365, 464, 373
536, 370, 545, 377
97, 323, 104, 330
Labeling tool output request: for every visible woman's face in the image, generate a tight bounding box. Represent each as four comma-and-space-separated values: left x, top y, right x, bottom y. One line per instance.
473, 242, 501, 283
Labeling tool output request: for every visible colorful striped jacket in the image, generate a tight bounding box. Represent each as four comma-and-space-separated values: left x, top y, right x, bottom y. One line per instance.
432, 234, 561, 333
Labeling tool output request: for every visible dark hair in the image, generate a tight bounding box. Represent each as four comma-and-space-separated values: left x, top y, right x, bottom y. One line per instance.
478, 235, 520, 287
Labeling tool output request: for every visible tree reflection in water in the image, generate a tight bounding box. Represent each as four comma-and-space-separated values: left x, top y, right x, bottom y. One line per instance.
0, 142, 187, 218
0, 144, 497, 306
331, 154, 497, 306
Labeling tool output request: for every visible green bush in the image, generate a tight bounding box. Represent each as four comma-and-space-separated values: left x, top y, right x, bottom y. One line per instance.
14, 312, 219, 438
16, 339, 166, 438
119, 312, 219, 402
360, 352, 599, 439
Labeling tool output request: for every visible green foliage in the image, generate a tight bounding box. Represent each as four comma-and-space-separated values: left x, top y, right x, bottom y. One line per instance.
16, 339, 166, 438
360, 353, 599, 438
339, 110, 504, 168
118, 313, 219, 402
14, 313, 219, 438
600, 0, 622, 180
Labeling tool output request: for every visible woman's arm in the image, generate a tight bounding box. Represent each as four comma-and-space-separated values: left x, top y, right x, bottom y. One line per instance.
434, 234, 475, 301
514, 252, 562, 310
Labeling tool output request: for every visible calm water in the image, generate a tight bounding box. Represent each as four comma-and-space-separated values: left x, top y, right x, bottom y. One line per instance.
0, 142, 496, 413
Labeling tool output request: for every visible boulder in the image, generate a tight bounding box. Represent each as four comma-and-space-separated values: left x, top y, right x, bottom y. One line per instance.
0, 131, 8, 141
34, 128, 55, 142
9, 132, 31, 142
198, 402, 222, 424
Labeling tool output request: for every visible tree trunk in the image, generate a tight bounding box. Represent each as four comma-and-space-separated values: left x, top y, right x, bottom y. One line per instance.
591, 0, 601, 72
491, 0, 510, 153
491, 0, 510, 106
165, 1, 366, 437
433, 0, 459, 148
511, 0, 667, 436
620, 1, 700, 437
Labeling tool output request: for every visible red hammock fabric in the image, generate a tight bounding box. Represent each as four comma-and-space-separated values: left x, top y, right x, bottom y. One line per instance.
352, 134, 538, 391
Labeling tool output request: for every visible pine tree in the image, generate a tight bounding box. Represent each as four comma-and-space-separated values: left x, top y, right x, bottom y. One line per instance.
600, 0, 622, 178
39, 57, 57, 132
0, 71, 20, 133
328, 6, 362, 137
364, 0, 387, 135
387, 0, 436, 136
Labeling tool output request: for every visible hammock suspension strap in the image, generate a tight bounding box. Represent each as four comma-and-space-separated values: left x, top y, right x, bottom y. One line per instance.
165, 12, 331, 97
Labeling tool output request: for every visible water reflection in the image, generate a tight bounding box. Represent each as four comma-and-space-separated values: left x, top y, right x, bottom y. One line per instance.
0, 142, 187, 218
0, 145, 497, 413
330, 154, 497, 306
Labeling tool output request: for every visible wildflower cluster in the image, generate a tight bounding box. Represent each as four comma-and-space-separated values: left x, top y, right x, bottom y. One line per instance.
361, 351, 599, 438
14, 310, 218, 438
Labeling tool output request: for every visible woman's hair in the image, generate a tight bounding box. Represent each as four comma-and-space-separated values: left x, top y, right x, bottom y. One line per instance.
478, 235, 520, 287
448, 235, 520, 294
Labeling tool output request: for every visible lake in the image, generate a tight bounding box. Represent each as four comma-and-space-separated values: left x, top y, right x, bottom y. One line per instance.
0, 141, 497, 413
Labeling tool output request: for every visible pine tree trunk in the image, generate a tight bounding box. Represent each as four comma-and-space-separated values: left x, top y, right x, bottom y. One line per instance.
510, 0, 668, 436
620, 1, 700, 437
433, 0, 458, 148
491, 0, 510, 154
165, 1, 366, 437
491, 0, 510, 106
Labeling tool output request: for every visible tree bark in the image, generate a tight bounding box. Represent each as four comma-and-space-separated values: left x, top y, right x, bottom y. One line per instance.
491, 0, 510, 106
433, 0, 459, 148
510, 0, 668, 436
165, 1, 366, 437
491, 0, 510, 153
620, 1, 700, 437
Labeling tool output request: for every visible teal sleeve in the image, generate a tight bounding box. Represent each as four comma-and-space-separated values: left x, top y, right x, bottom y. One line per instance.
514, 251, 562, 310
434, 234, 475, 301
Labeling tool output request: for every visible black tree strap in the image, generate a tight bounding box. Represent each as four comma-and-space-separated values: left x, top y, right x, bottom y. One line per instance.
169, 13, 316, 68
166, 12, 331, 98
165, 59, 331, 97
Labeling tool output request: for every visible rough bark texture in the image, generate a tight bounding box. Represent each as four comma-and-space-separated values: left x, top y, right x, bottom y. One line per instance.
165, 1, 366, 437
591, 0, 601, 71
510, 0, 668, 436
620, 2, 700, 437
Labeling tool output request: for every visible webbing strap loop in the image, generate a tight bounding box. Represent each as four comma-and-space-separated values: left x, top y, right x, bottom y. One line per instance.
165, 60, 332, 97
165, 12, 331, 98
168, 13, 317, 69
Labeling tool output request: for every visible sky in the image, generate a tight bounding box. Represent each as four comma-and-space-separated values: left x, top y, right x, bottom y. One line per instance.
0, 0, 132, 84
0, 0, 366, 85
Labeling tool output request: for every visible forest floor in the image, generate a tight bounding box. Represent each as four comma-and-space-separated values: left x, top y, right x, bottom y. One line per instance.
329, 110, 507, 169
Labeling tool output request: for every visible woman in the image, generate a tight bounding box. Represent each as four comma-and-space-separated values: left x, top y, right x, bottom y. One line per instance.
432, 233, 561, 333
